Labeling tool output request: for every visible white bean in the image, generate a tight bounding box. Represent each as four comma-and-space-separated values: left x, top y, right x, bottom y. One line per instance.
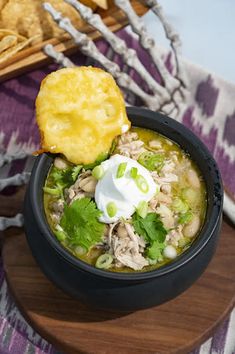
187, 169, 200, 189
163, 245, 177, 259
54, 157, 68, 170
79, 176, 97, 193
149, 140, 162, 149
183, 215, 201, 238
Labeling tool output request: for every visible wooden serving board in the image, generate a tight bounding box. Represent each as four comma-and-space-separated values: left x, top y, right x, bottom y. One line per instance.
1, 186, 235, 354
0, 0, 147, 83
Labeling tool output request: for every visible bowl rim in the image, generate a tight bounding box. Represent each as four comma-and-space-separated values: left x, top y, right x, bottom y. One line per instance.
27, 106, 223, 281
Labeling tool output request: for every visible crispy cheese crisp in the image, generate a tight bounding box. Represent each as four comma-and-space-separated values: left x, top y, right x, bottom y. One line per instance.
36, 67, 130, 165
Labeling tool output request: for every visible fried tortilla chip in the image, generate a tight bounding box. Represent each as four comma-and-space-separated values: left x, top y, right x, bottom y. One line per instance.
0, 35, 39, 64
36, 67, 130, 165
0, 29, 26, 41
0, 0, 98, 44
0, 34, 17, 53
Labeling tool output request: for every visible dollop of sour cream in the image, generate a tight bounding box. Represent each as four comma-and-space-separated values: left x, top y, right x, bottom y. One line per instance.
95, 154, 157, 223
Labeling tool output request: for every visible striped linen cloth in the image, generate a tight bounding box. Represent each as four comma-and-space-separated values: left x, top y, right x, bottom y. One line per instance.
0, 29, 235, 354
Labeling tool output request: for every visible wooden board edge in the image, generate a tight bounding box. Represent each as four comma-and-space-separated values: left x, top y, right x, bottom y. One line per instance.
2, 221, 235, 354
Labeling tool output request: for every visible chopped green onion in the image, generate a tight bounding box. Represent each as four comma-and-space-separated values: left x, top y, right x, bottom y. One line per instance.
155, 184, 160, 194
106, 202, 117, 217
130, 167, 138, 179
138, 152, 164, 172
96, 254, 113, 269
135, 174, 149, 193
75, 246, 86, 256
178, 211, 193, 224
92, 165, 104, 180
43, 186, 61, 196
54, 230, 66, 241
172, 198, 188, 213
116, 162, 127, 178
136, 201, 148, 218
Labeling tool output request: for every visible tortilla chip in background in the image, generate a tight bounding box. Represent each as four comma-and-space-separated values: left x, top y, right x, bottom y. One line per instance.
0, 34, 17, 53
0, 35, 38, 64
0, 0, 8, 11
0, 29, 26, 41
0, 0, 99, 44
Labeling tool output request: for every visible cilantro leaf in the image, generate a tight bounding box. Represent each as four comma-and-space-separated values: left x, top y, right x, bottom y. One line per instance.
147, 240, 165, 260
46, 164, 82, 198
71, 165, 83, 181
60, 198, 105, 251
50, 166, 74, 189
132, 212, 167, 243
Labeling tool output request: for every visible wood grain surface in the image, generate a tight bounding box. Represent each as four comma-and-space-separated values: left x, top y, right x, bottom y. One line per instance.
2, 216, 235, 354
0, 0, 147, 83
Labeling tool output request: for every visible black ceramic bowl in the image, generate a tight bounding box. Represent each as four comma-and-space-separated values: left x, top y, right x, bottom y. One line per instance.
24, 107, 223, 311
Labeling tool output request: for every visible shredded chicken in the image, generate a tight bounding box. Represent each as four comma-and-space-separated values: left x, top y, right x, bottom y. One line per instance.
118, 131, 138, 143
65, 170, 96, 204
49, 199, 64, 225
166, 225, 184, 247
107, 222, 148, 270
160, 184, 171, 195
117, 131, 146, 160
151, 158, 179, 185
156, 204, 175, 229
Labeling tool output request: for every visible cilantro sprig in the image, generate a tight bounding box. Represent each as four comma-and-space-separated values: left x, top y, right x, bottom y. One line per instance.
44, 163, 82, 198
60, 197, 105, 251
133, 212, 167, 260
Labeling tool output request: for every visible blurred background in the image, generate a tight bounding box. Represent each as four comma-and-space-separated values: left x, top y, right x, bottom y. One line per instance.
144, 0, 235, 83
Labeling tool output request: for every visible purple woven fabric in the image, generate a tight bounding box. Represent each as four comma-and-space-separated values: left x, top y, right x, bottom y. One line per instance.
0, 28, 235, 354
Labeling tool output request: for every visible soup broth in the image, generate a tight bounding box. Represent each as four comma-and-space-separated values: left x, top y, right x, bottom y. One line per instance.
44, 127, 206, 272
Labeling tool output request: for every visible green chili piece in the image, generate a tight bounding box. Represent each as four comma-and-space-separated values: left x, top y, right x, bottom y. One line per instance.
178, 211, 193, 224
172, 198, 188, 213
138, 151, 164, 172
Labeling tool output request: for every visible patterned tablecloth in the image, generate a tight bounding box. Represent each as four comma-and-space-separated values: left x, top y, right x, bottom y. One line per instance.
0, 29, 235, 354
